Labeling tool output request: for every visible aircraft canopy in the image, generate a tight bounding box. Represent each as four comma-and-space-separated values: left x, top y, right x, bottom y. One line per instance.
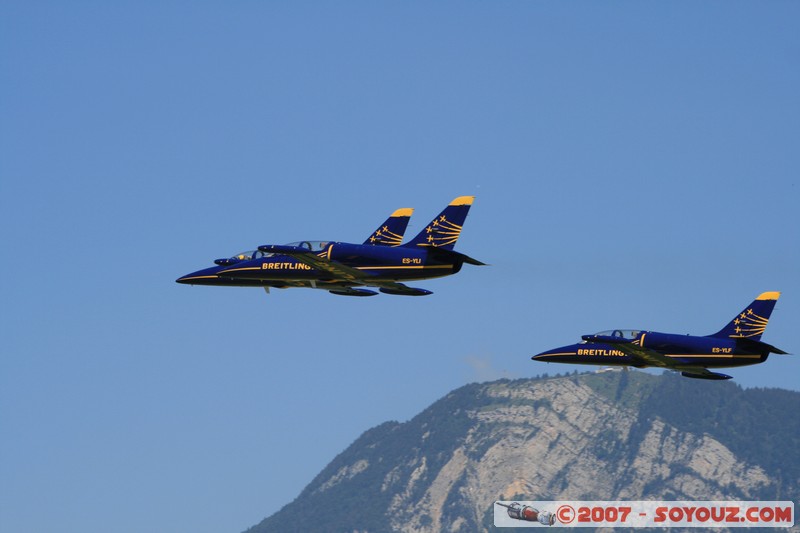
230, 250, 273, 261
284, 241, 330, 252
229, 242, 329, 261
594, 329, 642, 340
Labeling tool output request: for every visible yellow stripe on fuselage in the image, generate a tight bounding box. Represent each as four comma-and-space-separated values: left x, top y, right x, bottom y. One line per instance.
217, 267, 261, 274
224, 264, 451, 272
664, 354, 761, 359
355, 265, 453, 271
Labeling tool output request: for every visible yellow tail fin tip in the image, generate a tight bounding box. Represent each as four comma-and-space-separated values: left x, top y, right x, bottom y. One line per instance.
757, 291, 781, 301
449, 196, 475, 206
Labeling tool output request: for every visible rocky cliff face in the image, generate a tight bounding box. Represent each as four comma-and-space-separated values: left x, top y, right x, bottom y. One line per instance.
246, 371, 799, 533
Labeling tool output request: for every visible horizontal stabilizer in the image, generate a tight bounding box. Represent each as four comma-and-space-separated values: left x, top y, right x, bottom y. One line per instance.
427, 247, 486, 266
735, 337, 789, 355
681, 370, 732, 380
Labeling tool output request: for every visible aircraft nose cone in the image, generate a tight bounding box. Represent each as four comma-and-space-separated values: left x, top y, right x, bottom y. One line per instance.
531, 346, 575, 362
175, 266, 224, 285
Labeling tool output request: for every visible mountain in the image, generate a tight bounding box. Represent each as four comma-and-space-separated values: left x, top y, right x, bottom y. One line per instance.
244, 370, 800, 533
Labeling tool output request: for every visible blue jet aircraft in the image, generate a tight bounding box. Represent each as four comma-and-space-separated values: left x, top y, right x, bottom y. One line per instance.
533, 292, 787, 380
208, 196, 483, 296
176, 208, 414, 291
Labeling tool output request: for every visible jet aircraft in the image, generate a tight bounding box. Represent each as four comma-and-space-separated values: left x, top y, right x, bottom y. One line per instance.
176, 208, 414, 291
207, 196, 483, 296
532, 292, 787, 380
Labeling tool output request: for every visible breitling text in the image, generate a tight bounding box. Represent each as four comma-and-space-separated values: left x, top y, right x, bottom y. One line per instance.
577, 349, 626, 357
261, 262, 313, 270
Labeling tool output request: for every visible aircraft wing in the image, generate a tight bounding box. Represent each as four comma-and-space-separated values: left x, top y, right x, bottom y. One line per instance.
609, 341, 676, 368
607, 340, 730, 379
259, 244, 365, 283
258, 244, 432, 296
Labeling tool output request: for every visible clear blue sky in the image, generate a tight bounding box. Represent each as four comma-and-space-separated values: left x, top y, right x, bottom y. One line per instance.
2, 2, 798, 533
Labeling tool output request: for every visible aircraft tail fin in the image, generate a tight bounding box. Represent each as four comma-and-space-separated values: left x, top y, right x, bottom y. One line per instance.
403, 196, 474, 250
363, 208, 413, 246
708, 292, 781, 341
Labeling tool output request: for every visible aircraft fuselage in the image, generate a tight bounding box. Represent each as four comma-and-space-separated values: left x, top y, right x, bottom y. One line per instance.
218, 243, 459, 282
534, 332, 767, 370
176, 242, 461, 288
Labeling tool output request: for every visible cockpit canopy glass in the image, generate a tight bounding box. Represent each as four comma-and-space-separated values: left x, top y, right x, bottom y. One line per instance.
594, 329, 642, 340
230, 249, 273, 261
223, 242, 329, 263
284, 241, 330, 252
